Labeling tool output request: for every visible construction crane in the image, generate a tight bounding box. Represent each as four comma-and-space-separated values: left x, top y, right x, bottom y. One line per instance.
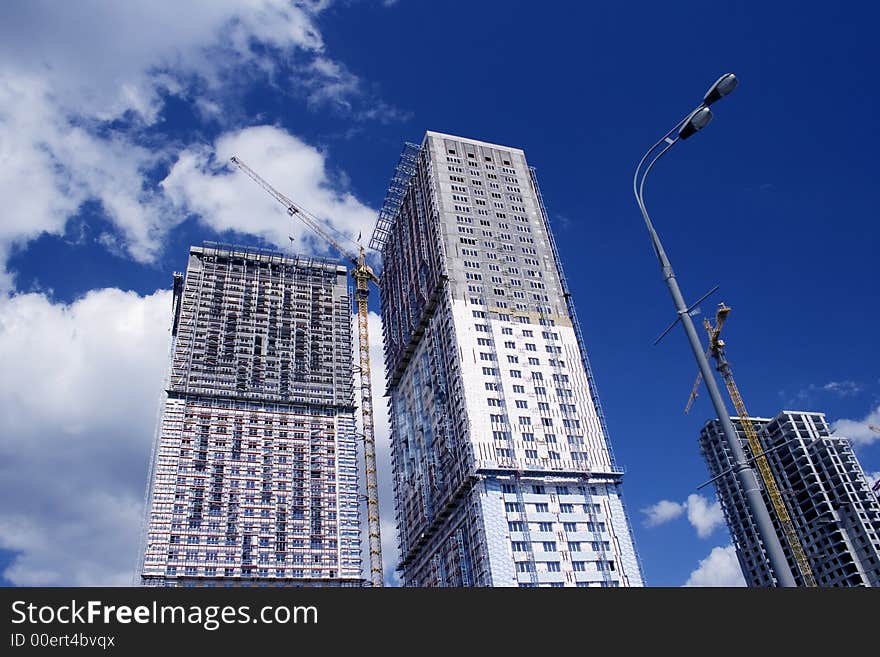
229, 156, 384, 587
686, 303, 818, 587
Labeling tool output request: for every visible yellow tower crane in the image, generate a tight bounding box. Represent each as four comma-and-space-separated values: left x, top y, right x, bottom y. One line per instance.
229, 156, 384, 587
686, 303, 817, 586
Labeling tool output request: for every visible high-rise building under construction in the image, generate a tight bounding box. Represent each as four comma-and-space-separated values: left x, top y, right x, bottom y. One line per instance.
372, 132, 644, 587
140, 244, 362, 586
701, 410, 880, 587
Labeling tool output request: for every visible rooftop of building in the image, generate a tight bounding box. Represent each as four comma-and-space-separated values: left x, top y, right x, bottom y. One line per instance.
191, 242, 348, 274
424, 130, 526, 155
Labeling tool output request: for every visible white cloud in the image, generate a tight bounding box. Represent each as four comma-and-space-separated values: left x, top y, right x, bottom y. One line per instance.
822, 381, 862, 396
641, 500, 686, 528
0, 73, 174, 271
642, 494, 724, 538
0, 288, 172, 585
0, 1, 386, 286
161, 125, 376, 255
832, 405, 880, 447
685, 493, 725, 539
0, 1, 324, 125
684, 545, 746, 587
784, 379, 864, 406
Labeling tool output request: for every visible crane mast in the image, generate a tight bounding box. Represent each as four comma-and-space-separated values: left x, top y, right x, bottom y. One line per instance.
229, 156, 384, 587
702, 304, 817, 587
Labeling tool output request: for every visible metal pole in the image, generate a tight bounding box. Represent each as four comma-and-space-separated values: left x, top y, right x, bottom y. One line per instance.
634, 132, 797, 587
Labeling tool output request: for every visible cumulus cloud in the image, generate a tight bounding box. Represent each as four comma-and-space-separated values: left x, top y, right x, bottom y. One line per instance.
0, 1, 324, 125
0, 2, 390, 286
685, 494, 725, 539
0, 288, 172, 585
822, 381, 862, 396
161, 125, 376, 254
641, 500, 685, 528
642, 494, 725, 538
783, 379, 864, 407
832, 405, 880, 447
684, 545, 746, 587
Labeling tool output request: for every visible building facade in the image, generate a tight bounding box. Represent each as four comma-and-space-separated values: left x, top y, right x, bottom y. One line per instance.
700, 410, 880, 587
372, 132, 644, 587
140, 244, 362, 586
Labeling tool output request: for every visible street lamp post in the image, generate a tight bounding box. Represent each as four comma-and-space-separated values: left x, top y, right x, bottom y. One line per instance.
633, 74, 797, 587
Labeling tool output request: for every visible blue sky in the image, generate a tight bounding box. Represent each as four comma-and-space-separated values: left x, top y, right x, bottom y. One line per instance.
0, 1, 878, 587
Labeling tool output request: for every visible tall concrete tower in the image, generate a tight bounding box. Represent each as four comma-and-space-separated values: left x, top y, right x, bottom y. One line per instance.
372, 132, 644, 587
140, 244, 362, 586
701, 410, 880, 587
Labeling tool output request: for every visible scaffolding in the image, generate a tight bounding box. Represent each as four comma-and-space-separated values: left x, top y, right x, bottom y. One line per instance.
140, 244, 363, 586
370, 142, 421, 252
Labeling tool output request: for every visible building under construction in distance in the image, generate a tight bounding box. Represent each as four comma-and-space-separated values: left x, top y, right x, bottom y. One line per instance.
140, 243, 363, 586
373, 132, 644, 587
701, 410, 880, 587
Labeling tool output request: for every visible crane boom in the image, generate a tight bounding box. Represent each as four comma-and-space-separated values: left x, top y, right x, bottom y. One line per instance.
703, 304, 817, 587
229, 156, 359, 268
229, 156, 384, 587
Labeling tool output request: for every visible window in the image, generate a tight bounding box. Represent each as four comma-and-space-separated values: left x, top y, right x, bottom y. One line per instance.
535, 503, 549, 513
538, 521, 553, 531
513, 384, 525, 393
518, 416, 531, 426
546, 562, 561, 572
568, 542, 582, 552
525, 449, 538, 459
502, 484, 517, 493
560, 503, 574, 513
563, 522, 578, 532
572, 561, 587, 572
541, 541, 557, 552
516, 562, 535, 573
511, 541, 529, 552
505, 502, 522, 512
515, 400, 528, 409
509, 521, 525, 532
